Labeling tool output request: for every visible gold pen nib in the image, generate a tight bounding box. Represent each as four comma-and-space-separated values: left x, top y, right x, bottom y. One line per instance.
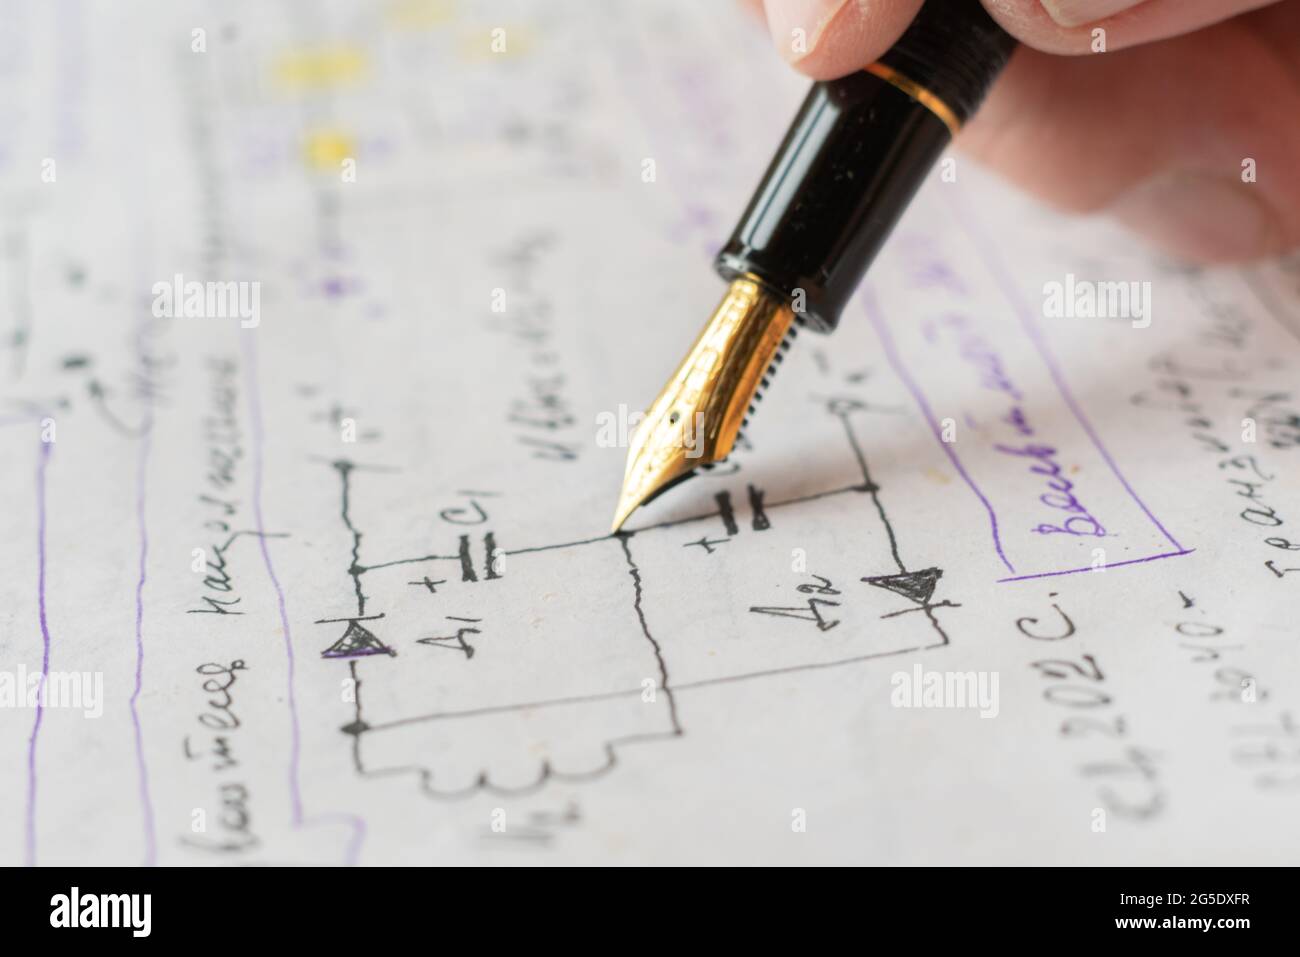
611, 276, 796, 533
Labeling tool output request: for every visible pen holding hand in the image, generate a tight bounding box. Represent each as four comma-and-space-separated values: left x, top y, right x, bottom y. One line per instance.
614, 0, 1300, 530
615, 0, 1014, 530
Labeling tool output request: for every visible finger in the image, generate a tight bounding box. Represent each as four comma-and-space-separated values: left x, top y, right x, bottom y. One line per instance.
959, 4, 1300, 261
982, 0, 1281, 55
760, 0, 924, 79
759, 0, 1284, 72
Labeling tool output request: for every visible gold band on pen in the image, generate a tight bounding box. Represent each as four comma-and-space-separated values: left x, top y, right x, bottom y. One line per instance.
864, 62, 962, 137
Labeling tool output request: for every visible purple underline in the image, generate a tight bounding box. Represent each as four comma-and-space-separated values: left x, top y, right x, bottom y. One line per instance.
241, 330, 366, 864
241, 330, 304, 827
998, 548, 1195, 583
861, 285, 1016, 574
24, 438, 52, 867
130, 407, 157, 866
946, 189, 1186, 555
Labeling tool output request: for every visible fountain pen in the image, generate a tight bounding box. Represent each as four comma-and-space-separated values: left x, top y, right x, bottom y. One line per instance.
612, 0, 1017, 532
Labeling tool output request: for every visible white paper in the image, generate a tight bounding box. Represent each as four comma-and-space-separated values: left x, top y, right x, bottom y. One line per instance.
3, 0, 1299, 866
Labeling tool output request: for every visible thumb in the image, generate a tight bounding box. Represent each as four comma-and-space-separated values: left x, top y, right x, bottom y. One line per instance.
761, 0, 925, 79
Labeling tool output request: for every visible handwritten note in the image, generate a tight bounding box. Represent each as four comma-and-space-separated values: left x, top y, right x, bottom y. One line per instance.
1, 0, 1298, 866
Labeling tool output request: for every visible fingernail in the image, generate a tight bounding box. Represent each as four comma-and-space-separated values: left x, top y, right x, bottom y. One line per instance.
1040, 0, 1145, 28
764, 0, 852, 63
1112, 171, 1284, 263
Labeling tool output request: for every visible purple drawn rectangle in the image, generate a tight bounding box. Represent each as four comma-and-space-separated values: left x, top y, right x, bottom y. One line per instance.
862, 193, 1188, 583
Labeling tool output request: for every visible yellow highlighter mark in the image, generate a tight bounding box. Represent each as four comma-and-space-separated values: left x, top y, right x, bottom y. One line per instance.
274, 46, 368, 92
303, 130, 357, 171
386, 0, 457, 29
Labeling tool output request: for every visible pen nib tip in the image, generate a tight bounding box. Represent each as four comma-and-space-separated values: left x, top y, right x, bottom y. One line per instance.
610, 499, 636, 535
610, 277, 794, 534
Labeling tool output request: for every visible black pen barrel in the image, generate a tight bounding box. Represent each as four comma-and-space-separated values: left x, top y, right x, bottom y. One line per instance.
714, 0, 1016, 332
